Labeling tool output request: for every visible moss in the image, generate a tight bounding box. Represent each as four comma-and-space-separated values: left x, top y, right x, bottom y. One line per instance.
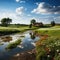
6, 39, 21, 50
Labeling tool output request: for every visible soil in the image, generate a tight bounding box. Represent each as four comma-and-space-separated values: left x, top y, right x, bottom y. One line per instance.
10, 49, 36, 60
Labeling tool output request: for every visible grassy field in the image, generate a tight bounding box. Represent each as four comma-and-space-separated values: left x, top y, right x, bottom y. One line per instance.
0, 26, 28, 35
0, 25, 60, 60
37, 26, 60, 30
0, 25, 39, 35
36, 26, 60, 60
36, 30, 60, 37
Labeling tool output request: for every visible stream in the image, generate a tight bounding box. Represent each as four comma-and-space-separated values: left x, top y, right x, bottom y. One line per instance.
0, 30, 39, 60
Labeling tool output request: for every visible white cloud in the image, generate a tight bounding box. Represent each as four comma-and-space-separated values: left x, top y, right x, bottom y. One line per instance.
0, 11, 31, 24
39, 16, 60, 24
16, 0, 20, 2
16, 0, 25, 3
16, 7, 24, 15
0, 12, 16, 19
0, 12, 13, 23
27, 14, 31, 17
20, 1, 25, 3
0, 12, 29, 24
35, 2, 39, 5
31, 2, 60, 14
0, 11, 60, 24
54, 16, 60, 23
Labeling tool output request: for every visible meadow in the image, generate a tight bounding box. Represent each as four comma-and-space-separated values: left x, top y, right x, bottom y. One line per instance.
36, 25, 60, 60
0, 24, 39, 35
0, 24, 60, 60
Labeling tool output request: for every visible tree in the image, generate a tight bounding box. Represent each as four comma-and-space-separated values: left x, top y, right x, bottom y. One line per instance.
39, 22, 44, 27
30, 19, 36, 28
51, 21, 55, 26
1, 18, 12, 26
31, 19, 36, 25
29, 24, 32, 28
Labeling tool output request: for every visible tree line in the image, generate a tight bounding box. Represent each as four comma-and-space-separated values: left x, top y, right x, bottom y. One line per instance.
29, 19, 55, 28
0, 17, 55, 27
1, 18, 12, 26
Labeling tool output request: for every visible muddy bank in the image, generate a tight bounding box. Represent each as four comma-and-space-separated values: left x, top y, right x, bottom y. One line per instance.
0, 30, 20, 36
10, 49, 36, 60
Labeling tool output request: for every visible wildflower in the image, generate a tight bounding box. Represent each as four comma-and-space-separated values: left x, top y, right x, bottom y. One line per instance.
47, 55, 50, 57
56, 49, 59, 53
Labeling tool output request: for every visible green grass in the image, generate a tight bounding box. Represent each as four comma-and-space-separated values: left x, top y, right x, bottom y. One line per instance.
36, 37, 60, 60
0, 27, 20, 35
0, 26, 28, 35
0, 26, 28, 31
0, 26, 39, 35
36, 30, 60, 37
36, 26, 60, 60
36, 25, 60, 37
52, 25, 60, 28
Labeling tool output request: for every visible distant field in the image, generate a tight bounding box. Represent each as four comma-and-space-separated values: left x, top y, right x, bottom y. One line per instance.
37, 25, 60, 30
36, 25, 60, 37
0, 25, 38, 35
0, 25, 60, 35
37, 30, 60, 37
0, 26, 29, 35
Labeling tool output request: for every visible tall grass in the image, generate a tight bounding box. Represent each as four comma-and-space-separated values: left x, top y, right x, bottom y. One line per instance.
36, 37, 60, 60
36, 29, 60, 60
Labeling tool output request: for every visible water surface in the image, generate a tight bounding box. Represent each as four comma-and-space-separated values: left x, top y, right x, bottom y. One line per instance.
0, 31, 39, 60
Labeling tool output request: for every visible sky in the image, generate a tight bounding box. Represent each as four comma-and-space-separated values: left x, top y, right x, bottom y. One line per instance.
0, 0, 60, 24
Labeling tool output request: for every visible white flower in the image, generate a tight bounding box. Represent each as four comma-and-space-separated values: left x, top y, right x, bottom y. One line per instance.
47, 55, 50, 57
56, 49, 59, 52
59, 53, 60, 55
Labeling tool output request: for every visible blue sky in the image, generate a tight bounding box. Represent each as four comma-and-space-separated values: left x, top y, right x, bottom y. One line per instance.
0, 0, 60, 24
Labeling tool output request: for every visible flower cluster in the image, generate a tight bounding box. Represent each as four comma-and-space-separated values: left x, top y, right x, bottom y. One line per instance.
36, 37, 60, 60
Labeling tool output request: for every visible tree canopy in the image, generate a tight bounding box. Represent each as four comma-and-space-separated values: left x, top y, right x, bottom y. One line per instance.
1, 17, 12, 26
51, 21, 55, 26
31, 19, 36, 24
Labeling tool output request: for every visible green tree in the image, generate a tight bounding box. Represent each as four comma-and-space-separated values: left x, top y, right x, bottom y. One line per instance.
30, 19, 36, 28
39, 22, 44, 27
51, 21, 55, 26
1, 17, 12, 26
31, 19, 36, 25
29, 24, 32, 28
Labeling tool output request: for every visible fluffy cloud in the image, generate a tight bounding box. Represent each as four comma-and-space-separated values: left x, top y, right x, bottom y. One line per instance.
0, 12, 16, 23
32, 2, 60, 14
0, 11, 60, 24
54, 16, 60, 23
16, 0, 20, 2
0, 12, 16, 19
27, 14, 31, 17
16, 7, 24, 15
0, 11, 26, 24
20, 1, 25, 3
34, 2, 39, 5
16, 0, 25, 3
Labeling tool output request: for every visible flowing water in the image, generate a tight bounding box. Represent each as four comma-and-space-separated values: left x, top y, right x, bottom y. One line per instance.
0, 31, 39, 60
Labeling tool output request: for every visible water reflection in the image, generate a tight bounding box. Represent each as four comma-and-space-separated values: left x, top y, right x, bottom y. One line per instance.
0, 31, 40, 60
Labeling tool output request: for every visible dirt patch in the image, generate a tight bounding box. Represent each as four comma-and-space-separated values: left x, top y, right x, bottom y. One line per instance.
10, 49, 36, 60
